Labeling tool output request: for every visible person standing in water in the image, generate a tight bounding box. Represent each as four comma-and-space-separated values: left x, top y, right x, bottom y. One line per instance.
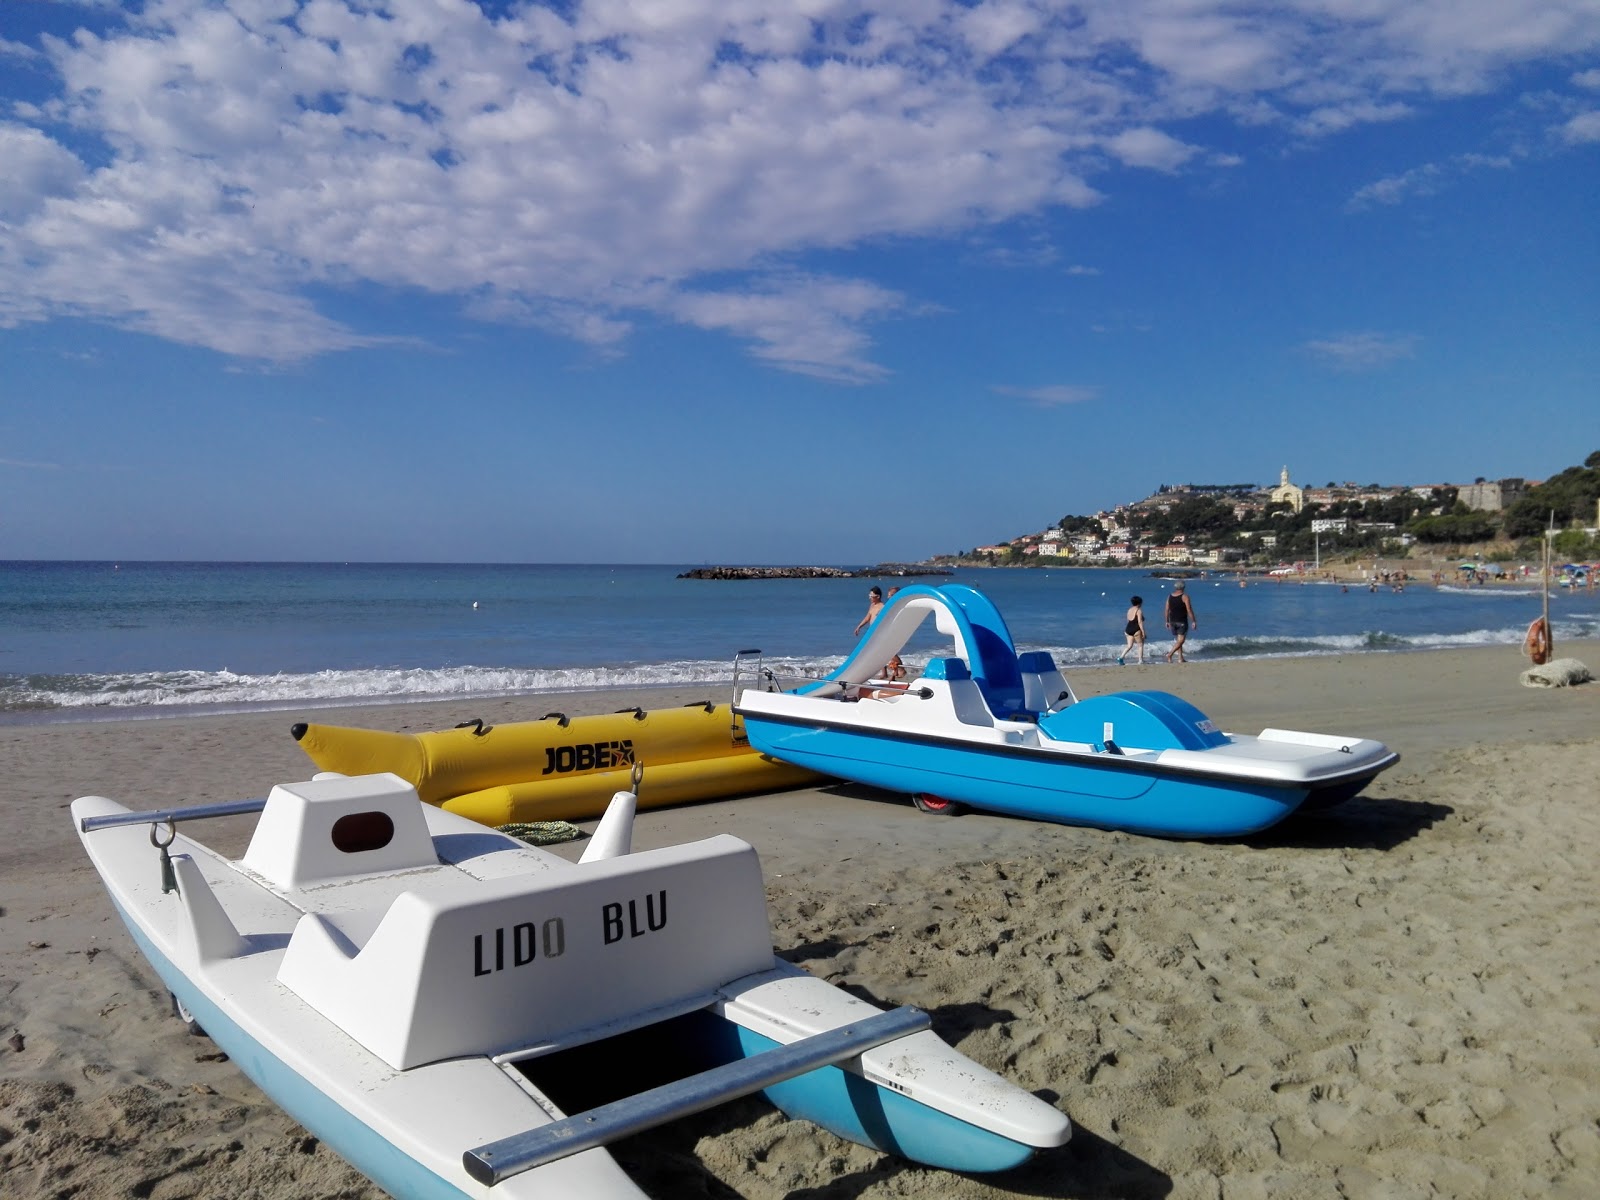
1117, 596, 1146, 665
1165, 583, 1197, 663
854, 586, 884, 637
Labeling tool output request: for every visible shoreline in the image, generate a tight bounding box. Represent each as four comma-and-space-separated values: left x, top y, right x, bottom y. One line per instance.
4, 641, 1599, 1198
6, 631, 1591, 730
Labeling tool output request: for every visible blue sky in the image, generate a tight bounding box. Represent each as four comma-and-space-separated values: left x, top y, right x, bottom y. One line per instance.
3, 1, 1598, 564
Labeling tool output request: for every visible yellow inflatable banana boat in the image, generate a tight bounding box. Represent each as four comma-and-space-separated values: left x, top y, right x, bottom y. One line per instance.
290, 702, 817, 824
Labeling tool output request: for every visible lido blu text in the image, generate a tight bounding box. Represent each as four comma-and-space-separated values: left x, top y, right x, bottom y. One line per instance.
472, 889, 668, 976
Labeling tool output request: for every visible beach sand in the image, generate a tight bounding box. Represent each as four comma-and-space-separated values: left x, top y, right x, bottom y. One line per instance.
4, 641, 1599, 1199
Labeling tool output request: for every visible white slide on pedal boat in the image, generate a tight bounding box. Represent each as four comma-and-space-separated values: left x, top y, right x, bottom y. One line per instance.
73, 769, 1069, 1198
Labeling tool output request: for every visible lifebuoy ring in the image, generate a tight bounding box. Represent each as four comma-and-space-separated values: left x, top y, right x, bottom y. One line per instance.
1524, 617, 1550, 665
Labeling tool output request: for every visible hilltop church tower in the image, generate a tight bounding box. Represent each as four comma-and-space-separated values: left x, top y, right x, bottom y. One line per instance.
1270, 465, 1305, 513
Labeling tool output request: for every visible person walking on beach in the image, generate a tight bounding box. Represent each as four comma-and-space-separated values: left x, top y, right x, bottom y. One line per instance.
854, 586, 884, 637
1118, 596, 1146, 665
1165, 583, 1197, 663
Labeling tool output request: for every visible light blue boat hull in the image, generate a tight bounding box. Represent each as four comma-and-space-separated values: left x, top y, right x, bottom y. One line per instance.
738, 582, 1396, 839
116, 906, 474, 1200
112, 906, 1040, 1192
741, 717, 1305, 838
697, 1015, 1037, 1172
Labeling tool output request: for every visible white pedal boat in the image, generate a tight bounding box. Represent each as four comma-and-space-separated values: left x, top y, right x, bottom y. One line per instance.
73, 769, 1069, 1198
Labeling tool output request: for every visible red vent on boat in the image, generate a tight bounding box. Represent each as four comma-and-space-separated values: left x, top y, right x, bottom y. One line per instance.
331, 811, 396, 854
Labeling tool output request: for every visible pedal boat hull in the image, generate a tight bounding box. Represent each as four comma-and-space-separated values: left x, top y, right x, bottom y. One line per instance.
735, 583, 1398, 838
73, 774, 1068, 1198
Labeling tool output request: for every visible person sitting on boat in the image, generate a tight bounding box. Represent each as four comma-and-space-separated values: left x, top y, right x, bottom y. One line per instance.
861, 654, 908, 699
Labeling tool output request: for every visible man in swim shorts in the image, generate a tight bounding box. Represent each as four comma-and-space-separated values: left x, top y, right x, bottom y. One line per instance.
1165, 583, 1197, 663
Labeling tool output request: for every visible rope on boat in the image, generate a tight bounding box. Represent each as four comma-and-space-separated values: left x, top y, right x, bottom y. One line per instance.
496, 821, 584, 846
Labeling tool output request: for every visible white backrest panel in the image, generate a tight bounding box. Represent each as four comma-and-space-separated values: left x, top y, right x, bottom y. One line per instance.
242, 774, 438, 889
277, 833, 774, 1069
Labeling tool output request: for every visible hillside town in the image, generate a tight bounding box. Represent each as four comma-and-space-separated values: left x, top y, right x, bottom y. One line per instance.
938, 456, 1600, 570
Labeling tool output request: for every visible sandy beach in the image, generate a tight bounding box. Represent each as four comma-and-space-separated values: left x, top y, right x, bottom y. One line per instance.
4, 641, 1599, 1199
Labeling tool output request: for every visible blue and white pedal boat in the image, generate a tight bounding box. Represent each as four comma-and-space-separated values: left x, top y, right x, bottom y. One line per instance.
73, 769, 1069, 1198
734, 584, 1398, 838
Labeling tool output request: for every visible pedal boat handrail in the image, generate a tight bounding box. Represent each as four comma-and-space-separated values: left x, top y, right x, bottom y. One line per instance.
78, 796, 269, 833
463, 1005, 932, 1185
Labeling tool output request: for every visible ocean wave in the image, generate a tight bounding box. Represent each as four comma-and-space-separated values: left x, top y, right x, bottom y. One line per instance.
5, 615, 1597, 716
1433, 584, 1543, 598
0, 660, 765, 715
1028, 620, 1586, 666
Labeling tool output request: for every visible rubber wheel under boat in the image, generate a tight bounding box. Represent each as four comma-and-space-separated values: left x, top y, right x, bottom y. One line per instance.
912, 793, 967, 816
170, 992, 206, 1038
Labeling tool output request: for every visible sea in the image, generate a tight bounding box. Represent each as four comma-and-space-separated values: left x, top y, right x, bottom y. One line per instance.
4, 561, 1596, 724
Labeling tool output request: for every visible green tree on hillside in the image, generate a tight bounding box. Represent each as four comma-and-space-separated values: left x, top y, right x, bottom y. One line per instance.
1056, 515, 1103, 535
1502, 452, 1600, 537
1143, 496, 1237, 540
1409, 505, 1496, 544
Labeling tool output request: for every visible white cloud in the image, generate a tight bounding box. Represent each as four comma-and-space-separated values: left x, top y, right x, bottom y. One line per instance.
1301, 331, 1419, 371
1575, 69, 1600, 90
1106, 125, 1199, 171
669, 275, 904, 383
959, 1, 1042, 61
1, 0, 1598, 375
965, 229, 1063, 269
993, 383, 1101, 407
1, 38, 46, 64
1294, 100, 1413, 138
1347, 163, 1447, 208
1345, 151, 1513, 210
0, 124, 84, 220
1559, 110, 1600, 143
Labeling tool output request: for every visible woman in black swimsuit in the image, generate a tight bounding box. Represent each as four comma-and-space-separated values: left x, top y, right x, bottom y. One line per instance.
1117, 596, 1146, 665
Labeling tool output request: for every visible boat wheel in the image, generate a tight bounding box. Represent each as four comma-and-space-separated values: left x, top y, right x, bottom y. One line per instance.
912, 793, 967, 816
170, 992, 207, 1038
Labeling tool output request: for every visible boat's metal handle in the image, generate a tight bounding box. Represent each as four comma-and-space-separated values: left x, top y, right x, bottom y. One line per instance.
79, 797, 269, 833
462, 1005, 930, 1186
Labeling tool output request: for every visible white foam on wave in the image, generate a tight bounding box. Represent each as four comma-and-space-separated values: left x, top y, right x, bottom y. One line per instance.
1031, 618, 1580, 667
7, 612, 1597, 715
2, 659, 761, 713
1434, 584, 1541, 598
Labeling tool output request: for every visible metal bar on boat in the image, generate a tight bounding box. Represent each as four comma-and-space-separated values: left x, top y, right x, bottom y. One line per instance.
78, 797, 269, 833
462, 1005, 931, 1186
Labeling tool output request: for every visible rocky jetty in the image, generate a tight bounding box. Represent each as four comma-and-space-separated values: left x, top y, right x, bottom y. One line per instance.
678, 564, 954, 580
869, 564, 954, 578
677, 566, 854, 580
